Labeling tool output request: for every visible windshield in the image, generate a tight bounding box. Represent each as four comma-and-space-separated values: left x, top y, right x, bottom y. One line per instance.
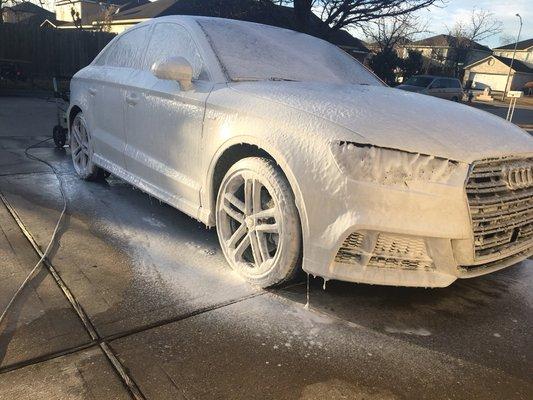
403, 76, 434, 88
198, 18, 382, 86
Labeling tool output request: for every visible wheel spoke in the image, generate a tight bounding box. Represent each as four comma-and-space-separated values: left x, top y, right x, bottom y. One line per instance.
79, 123, 89, 145
255, 222, 279, 234
244, 178, 253, 215
223, 203, 244, 223
253, 207, 276, 220
227, 223, 247, 249
71, 126, 82, 146
233, 233, 250, 261
73, 150, 83, 164
224, 192, 245, 214
255, 231, 270, 263
249, 230, 263, 266
252, 179, 262, 214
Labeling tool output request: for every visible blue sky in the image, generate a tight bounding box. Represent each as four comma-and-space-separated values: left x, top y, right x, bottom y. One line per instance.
411, 0, 532, 47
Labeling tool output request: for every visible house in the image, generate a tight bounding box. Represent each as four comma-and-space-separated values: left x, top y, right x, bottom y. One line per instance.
493, 38, 533, 68
463, 54, 533, 93
2, 1, 54, 25
45, 0, 369, 60
41, 0, 148, 29
400, 34, 492, 75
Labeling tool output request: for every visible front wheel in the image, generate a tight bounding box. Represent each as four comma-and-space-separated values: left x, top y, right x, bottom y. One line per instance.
216, 157, 301, 287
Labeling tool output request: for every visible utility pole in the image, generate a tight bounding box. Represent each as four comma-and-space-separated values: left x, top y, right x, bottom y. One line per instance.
502, 14, 522, 100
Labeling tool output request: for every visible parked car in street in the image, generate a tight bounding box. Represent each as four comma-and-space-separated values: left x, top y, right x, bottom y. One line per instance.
397, 75, 464, 101
68, 16, 533, 288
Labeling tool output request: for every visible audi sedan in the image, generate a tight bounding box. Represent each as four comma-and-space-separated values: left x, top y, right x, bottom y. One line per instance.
68, 16, 533, 288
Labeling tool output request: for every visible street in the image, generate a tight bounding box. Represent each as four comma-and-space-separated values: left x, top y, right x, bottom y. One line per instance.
0, 96, 532, 399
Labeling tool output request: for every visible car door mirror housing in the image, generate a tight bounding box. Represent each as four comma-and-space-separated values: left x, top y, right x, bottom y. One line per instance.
151, 56, 194, 90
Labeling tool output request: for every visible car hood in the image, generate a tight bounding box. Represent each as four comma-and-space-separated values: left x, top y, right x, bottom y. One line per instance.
230, 81, 533, 163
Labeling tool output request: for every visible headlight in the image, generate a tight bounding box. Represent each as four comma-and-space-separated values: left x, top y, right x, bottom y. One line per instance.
330, 141, 467, 186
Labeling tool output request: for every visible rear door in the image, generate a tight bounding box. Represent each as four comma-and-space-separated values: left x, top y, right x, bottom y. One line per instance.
123, 22, 213, 215
447, 79, 463, 100
89, 26, 149, 171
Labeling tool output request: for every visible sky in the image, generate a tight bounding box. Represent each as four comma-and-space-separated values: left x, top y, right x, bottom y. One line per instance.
33, 0, 532, 49
418, 0, 533, 47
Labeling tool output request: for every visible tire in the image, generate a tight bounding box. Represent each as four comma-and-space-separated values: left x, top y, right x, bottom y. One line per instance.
53, 125, 66, 148
216, 157, 301, 287
70, 112, 107, 181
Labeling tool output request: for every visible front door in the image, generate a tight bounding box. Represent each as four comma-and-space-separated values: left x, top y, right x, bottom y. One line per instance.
124, 22, 213, 216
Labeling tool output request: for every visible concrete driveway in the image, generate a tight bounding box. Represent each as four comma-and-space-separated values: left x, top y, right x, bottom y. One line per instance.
0, 97, 532, 399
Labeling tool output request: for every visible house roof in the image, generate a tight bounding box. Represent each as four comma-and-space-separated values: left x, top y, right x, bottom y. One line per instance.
494, 38, 533, 51
6, 1, 54, 17
115, 0, 150, 13
405, 34, 491, 52
112, 0, 368, 52
465, 55, 533, 73
493, 55, 533, 73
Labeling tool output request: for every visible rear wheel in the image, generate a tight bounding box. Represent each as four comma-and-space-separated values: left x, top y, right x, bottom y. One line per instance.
216, 157, 301, 287
70, 112, 107, 180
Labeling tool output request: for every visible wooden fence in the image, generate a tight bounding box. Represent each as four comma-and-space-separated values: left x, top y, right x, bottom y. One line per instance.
0, 24, 115, 78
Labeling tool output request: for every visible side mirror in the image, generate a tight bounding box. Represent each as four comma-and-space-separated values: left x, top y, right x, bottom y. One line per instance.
151, 56, 193, 91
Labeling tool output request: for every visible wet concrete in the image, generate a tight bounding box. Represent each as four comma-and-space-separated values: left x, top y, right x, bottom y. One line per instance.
0, 199, 90, 369
0, 97, 532, 399
0, 347, 131, 400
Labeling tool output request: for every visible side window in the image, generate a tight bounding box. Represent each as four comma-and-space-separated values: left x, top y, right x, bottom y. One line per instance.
94, 41, 115, 66
431, 79, 445, 89
143, 23, 209, 80
106, 26, 149, 69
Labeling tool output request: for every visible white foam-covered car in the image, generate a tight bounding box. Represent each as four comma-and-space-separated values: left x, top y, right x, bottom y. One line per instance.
68, 16, 533, 288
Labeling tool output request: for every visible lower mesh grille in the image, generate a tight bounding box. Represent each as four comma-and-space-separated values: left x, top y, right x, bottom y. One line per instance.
335, 232, 434, 270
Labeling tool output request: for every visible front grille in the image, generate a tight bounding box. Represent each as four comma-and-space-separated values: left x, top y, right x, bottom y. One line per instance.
466, 156, 533, 260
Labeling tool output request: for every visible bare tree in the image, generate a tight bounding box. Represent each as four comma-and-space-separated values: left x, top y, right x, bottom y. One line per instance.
446, 8, 502, 76
499, 33, 515, 47
448, 7, 502, 44
287, 0, 441, 35
94, 3, 118, 32
362, 14, 428, 84
361, 13, 428, 53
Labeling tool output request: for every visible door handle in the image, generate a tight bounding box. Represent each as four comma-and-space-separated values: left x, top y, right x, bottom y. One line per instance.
88, 87, 97, 95
126, 93, 138, 106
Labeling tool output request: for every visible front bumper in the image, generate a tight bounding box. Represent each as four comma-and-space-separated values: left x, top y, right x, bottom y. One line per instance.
300, 151, 532, 288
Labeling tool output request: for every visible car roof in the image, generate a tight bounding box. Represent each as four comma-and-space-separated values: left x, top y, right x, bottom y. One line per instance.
143, 15, 276, 30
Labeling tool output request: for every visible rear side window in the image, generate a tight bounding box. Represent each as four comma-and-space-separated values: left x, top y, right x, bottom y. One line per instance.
143, 23, 209, 80
448, 79, 462, 89
106, 26, 149, 69
94, 42, 115, 66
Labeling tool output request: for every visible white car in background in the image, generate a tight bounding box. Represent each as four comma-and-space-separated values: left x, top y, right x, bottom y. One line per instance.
68, 16, 533, 288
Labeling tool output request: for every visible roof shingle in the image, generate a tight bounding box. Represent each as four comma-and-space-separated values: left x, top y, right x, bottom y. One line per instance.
494, 38, 533, 51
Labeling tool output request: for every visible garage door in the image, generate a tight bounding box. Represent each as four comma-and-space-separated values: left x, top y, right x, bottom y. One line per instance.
470, 73, 507, 91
